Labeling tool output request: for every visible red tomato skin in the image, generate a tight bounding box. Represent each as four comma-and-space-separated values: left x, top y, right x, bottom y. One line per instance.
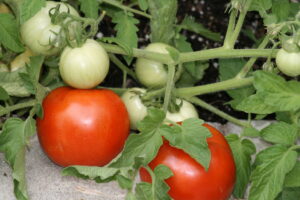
36, 87, 130, 167
140, 123, 236, 200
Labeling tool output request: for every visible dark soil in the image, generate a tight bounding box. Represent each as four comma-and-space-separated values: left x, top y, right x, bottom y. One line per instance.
101, 0, 267, 123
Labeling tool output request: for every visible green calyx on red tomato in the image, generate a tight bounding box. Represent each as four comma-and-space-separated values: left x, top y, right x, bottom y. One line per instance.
21, 1, 79, 55
59, 39, 110, 89
135, 43, 171, 88
140, 123, 236, 200
121, 88, 199, 130
36, 86, 130, 167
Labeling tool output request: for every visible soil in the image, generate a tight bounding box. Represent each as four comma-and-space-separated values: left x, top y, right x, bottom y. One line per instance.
100, 0, 268, 123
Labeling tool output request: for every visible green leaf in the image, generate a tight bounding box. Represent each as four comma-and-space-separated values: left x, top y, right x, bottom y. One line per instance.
110, 108, 165, 168
272, 0, 290, 22
116, 175, 133, 190
148, 0, 177, 44
19, 0, 45, 24
0, 69, 31, 97
219, 58, 255, 108
112, 11, 139, 64
249, 0, 272, 16
0, 117, 36, 200
249, 145, 298, 200
62, 165, 120, 183
78, 0, 99, 19
175, 34, 208, 87
226, 134, 256, 198
0, 13, 24, 52
0, 86, 9, 101
284, 161, 300, 188
179, 16, 221, 42
136, 165, 173, 200
161, 118, 212, 170
261, 122, 298, 146
241, 127, 260, 137
276, 187, 300, 200
138, 0, 148, 10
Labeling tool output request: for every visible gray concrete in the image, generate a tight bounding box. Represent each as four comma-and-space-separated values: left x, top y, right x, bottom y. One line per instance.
0, 121, 273, 200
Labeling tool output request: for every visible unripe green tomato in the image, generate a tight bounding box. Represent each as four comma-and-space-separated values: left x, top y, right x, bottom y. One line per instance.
275, 48, 300, 77
59, 39, 110, 89
166, 99, 199, 123
20, 1, 79, 55
122, 88, 199, 130
121, 88, 148, 130
135, 43, 170, 88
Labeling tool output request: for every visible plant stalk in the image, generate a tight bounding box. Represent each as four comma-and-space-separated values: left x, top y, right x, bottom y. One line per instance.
0, 100, 36, 117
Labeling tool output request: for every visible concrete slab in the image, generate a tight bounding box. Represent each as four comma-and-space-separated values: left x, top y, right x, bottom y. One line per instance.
0, 121, 273, 200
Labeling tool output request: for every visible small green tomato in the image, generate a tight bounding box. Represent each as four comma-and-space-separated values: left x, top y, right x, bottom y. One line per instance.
21, 1, 79, 55
59, 39, 110, 89
135, 43, 171, 88
275, 48, 300, 77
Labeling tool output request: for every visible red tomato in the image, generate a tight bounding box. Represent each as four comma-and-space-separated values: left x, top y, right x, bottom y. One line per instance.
36, 87, 130, 167
139, 123, 236, 200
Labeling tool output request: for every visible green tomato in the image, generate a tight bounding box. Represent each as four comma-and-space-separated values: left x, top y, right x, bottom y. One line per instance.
20, 1, 79, 55
276, 48, 300, 77
121, 88, 148, 130
122, 88, 199, 130
135, 43, 170, 88
59, 39, 109, 89
165, 99, 199, 123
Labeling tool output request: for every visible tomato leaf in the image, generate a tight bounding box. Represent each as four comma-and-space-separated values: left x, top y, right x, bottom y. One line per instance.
136, 165, 172, 200
112, 11, 139, 64
275, 187, 300, 200
178, 16, 221, 42
0, 69, 31, 97
249, 145, 298, 200
260, 122, 298, 146
0, 117, 36, 200
161, 118, 212, 170
138, 0, 148, 11
62, 165, 120, 182
148, 0, 177, 44
19, 0, 45, 24
78, 0, 99, 19
0, 86, 9, 101
272, 0, 290, 22
0, 13, 24, 52
284, 161, 300, 188
110, 108, 165, 168
226, 134, 256, 198
219, 58, 255, 108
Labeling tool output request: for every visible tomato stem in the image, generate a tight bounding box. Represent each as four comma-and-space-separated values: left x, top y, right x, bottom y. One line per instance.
99, 0, 152, 19
163, 64, 176, 112
108, 54, 138, 81
144, 166, 156, 200
175, 77, 254, 97
188, 97, 252, 128
0, 100, 36, 117
223, 8, 238, 49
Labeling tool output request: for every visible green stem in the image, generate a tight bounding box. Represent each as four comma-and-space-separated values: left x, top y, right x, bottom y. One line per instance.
145, 166, 156, 200
176, 77, 254, 97
97, 86, 127, 95
108, 54, 138, 81
163, 65, 176, 112
100, 0, 151, 19
189, 97, 251, 128
142, 88, 165, 101
0, 100, 36, 117
236, 36, 271, 78
223, 9, 238, 49
227, 0, 253, 48
101, 42, 278, 64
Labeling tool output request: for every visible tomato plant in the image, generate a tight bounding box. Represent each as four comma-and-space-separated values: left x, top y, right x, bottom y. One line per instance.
139, 123, 236, 200
275, 48, 300, 77
10, 48, 34, 71
20, 1, 79, 55
59, 39, 110, 89
135, 43, 171, 88
36, 86, 130, 167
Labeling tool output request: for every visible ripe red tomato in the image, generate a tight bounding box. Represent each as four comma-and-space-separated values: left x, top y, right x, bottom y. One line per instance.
36, 87, 130, 167
140, 123, 236, 200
